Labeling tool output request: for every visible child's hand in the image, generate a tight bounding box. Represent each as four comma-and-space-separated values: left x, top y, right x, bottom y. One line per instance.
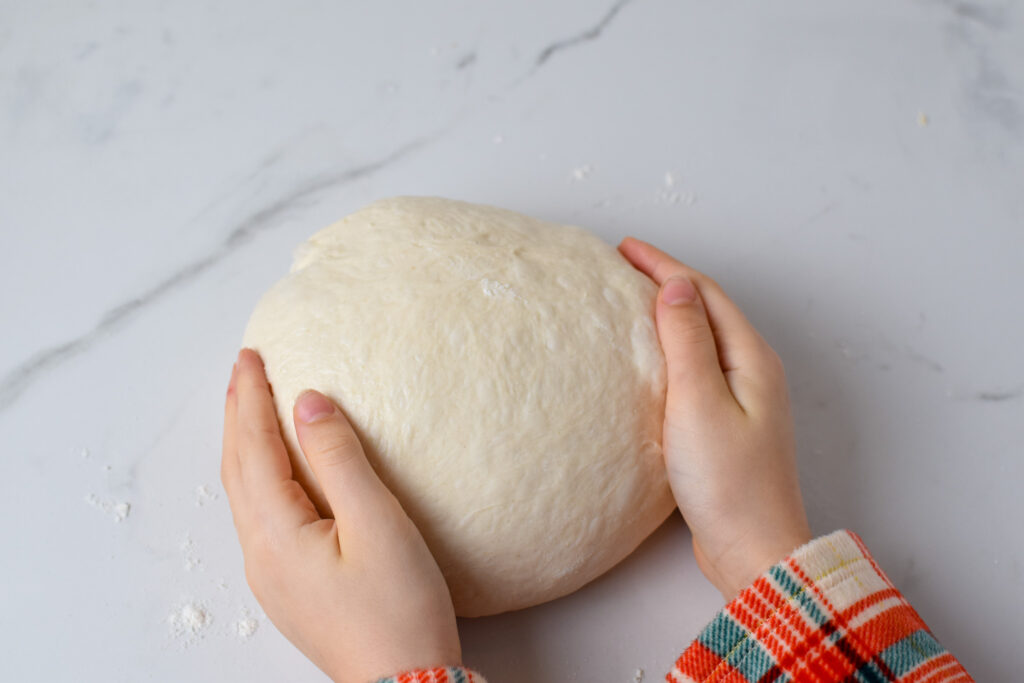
619, 238, 812, 600
221, 349, 461, 683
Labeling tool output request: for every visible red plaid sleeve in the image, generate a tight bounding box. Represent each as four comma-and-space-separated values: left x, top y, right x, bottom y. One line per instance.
372, 667, 486, 683
668, 530, 972, 682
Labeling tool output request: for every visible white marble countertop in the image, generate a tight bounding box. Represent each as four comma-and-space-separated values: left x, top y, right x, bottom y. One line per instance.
2, 1, 1022, 680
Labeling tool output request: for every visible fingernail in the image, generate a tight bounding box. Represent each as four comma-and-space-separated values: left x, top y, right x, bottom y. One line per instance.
239, 347, 262, 366
662, 276, 697, 306
296, 390, 336, 424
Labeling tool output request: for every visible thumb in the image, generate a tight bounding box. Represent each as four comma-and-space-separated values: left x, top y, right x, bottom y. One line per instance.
293, 390, 395, 532
656, 276, 731, 409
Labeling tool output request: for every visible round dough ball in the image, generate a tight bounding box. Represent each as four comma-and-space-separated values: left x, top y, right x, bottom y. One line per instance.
243, 196, 673, 616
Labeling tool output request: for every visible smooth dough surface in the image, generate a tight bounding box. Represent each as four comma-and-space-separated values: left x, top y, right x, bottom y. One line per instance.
243, 197, 673, 616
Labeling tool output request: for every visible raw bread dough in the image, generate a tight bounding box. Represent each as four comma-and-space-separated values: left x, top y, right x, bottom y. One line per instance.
243, 197, 673, 616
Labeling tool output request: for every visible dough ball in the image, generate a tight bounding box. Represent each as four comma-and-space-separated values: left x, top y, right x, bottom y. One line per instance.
243, 197, 673, 616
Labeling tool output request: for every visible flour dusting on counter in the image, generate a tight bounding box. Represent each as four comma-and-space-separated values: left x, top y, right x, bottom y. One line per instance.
84, 493, 131, 522
195, 484, 218, 507
570, 164, 593, 181
235, 616, 259, 641
181, 533, 202, 571
169, 601, 211, 644
657, 171, 695, 206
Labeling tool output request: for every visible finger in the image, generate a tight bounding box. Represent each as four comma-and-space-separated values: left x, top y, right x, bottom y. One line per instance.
236, 349, 293, 484
235, 348, 319, 530
619, 237, 776, 402
293, 390, 398, 538
221, 361, 241, 502
655, 276, 732, 410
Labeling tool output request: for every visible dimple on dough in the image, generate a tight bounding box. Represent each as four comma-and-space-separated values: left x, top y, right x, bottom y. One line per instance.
243, 196, 674, 616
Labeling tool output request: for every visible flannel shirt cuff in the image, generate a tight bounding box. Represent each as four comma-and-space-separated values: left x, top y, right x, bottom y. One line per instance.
668, 530, 971, 682
372, 666, 486, 683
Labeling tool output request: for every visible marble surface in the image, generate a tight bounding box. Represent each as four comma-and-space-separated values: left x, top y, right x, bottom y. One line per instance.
2, 1, 1022, 680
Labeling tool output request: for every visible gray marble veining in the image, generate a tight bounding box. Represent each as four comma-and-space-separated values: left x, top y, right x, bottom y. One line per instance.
0, 135, 433, 411
534, 0, 636, 69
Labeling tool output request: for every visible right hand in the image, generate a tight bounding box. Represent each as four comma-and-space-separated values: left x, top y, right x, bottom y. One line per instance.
619, 238, 812, 600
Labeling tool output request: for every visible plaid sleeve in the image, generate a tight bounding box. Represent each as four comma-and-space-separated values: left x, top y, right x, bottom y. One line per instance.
372, 667, 486, 683
668, 530, 972, 682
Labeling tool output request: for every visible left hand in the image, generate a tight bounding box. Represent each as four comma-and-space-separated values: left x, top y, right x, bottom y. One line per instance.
221, 348, 462, 683
618, 238, 811, 600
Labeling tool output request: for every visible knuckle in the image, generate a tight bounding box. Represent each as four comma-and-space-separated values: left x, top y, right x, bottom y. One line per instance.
247, 420, 283, 442
762, 346, 786, 378
311, 434, 363, 468
653, 260, 686, 282
672, 319, 715, 347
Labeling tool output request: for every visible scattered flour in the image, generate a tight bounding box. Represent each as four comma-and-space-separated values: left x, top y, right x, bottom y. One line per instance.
235, 617, 259, 641
570, 164, 593, 181
917, 111, 930, 127
112, 502, 130, 521
493, 134, 504, 144
195, 484, 218, 507
80, 448, 91, 459
480, 278, 520, 300
634, 667, 645, 682
168, 601, 211, 644
181, 533, 202, 571
232, 605, 262, 642
84, 494, 131, 522
657, 171, 695, 206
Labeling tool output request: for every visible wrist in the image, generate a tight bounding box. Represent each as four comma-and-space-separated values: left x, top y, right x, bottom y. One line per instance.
723, 540, 806, 598
695, 527, 812, 600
